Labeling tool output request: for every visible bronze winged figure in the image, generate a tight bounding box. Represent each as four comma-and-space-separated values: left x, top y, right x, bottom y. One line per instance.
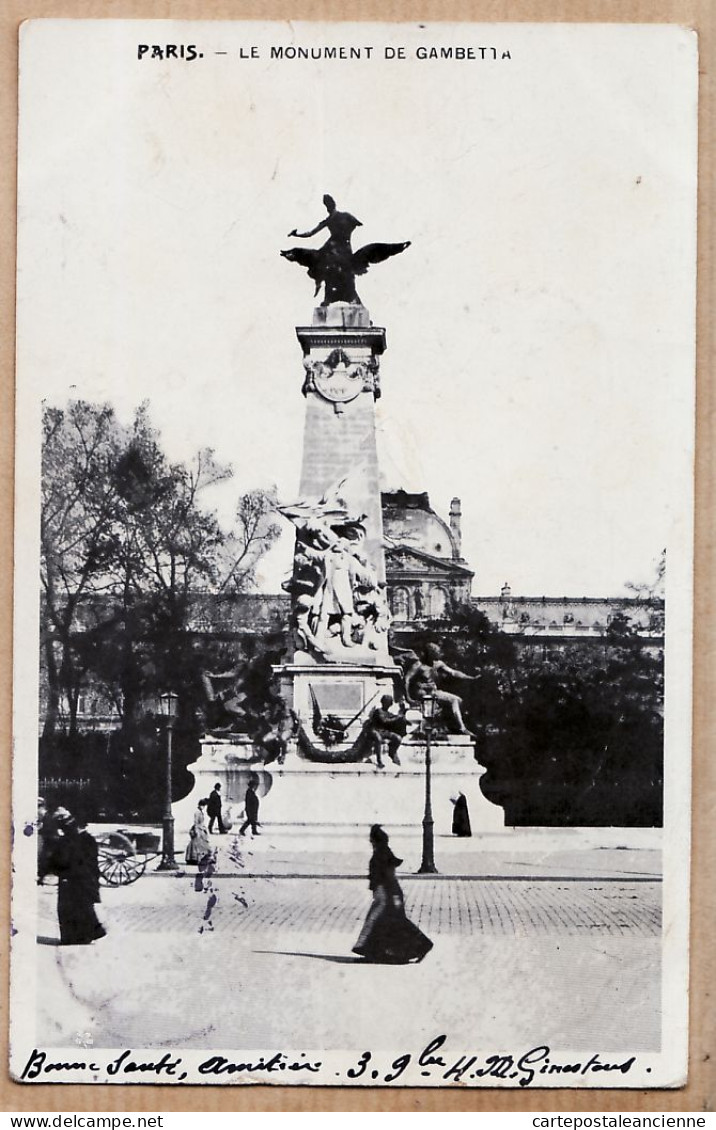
281, 194, 410, 305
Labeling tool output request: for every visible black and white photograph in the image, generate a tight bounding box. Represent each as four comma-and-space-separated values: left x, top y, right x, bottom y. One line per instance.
11, 20, 696, 1088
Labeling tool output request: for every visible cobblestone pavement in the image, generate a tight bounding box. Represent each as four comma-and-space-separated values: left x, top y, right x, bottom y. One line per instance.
32, 833, 663, 1061
68, 873, 661, 940
33, 876, 661, 1055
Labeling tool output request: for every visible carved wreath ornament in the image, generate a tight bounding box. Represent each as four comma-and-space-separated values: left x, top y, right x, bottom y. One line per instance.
302, 349, 380, 412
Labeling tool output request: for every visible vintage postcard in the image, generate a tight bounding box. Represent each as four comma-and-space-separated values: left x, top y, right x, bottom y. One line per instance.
10, 20, 696, 1087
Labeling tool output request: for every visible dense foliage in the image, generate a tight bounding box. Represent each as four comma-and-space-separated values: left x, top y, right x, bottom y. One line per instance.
40, 400, 281, 815
399, 605, 663, 826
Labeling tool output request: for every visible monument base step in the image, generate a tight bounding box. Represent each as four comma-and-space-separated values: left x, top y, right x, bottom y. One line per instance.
173, 738, 505, 836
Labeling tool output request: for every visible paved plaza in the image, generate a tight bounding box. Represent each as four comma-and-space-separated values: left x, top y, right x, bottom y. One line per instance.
82, 872, 660, 940
32, 826, 663, 1058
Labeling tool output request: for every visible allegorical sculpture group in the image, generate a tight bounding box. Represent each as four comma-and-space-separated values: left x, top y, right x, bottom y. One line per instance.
278, 481, 391, 660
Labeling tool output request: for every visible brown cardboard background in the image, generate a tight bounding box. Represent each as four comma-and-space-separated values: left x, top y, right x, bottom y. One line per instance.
0, 0, 712, 1113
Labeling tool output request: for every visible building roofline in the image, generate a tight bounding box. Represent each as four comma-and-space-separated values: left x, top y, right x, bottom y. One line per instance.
473, 594, 664, 605
386, 544, 474, 576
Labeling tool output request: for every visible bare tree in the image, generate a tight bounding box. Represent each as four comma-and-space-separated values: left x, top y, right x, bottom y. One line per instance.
625, 549, 666, 601
217, 487, 282, 593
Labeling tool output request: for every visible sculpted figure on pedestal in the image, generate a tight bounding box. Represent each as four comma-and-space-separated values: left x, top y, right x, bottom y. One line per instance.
279, 480, 390, 660
281, 195, 410, 306
201, 665, 247, 734
397, 644, 477, 736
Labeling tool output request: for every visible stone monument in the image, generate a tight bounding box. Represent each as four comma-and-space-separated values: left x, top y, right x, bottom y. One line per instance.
274, 198, 410, 757
174, 199, 504, 835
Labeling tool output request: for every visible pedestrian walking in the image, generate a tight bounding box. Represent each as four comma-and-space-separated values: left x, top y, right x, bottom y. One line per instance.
185, 798, 212, 865
52, 812, 106, 946
352, 825, 432, 964
239, 774, 261, 836
450, 792, 472, 837
207, 782, 226, 834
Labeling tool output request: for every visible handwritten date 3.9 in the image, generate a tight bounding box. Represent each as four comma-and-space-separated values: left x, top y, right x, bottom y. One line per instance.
343, 1036, 639, 1087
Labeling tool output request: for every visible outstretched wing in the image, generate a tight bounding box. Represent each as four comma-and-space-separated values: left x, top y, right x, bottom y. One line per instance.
317, 476, 350, 514
280, 247, 323, 285
352, 240, 411, 276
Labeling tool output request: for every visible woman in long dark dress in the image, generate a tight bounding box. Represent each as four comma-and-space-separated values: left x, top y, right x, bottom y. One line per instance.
352, 825, 432, 964
52, 814, 106, 945
451, 792, 472, 837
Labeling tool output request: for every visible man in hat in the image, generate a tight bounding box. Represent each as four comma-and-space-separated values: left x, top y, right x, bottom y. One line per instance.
207, 782, 226, 834
239, 774, 261, 837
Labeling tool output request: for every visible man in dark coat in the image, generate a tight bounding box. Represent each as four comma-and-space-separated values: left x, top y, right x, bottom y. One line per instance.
239, 774, 260, 837
207, 782, 226, 834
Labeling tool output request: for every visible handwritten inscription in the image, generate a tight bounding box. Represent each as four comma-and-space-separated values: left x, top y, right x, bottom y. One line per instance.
198, 1053, 321, 1076
21, 1050, 185, 1080
344, 1037, 637, 1087
20, 1038, 639, 1086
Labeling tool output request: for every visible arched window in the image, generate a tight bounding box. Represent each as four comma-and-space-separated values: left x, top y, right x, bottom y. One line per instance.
392, 587, 410, 619
429, 586, 449, 619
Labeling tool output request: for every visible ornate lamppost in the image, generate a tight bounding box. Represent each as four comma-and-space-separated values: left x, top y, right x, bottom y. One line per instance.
157, 691, 179, 871
417, 694, 438, 874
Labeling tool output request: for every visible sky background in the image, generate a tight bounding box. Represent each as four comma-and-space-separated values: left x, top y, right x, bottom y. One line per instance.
16, 20, 697, 597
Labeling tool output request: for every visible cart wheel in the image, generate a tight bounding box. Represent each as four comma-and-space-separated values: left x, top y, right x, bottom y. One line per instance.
97, 831, 146, 886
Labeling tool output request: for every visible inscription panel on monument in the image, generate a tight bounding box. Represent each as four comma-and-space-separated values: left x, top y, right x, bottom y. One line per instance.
312, 680, 364, 714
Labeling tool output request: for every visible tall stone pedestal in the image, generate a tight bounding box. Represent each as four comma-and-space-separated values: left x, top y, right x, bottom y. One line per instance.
297, 302, 386, 595
275, 299, 399, 761
280, 301, 390, 667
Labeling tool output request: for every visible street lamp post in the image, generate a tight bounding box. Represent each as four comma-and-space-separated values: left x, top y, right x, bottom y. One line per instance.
157, 691, 179, 871
417, 694, 438, 874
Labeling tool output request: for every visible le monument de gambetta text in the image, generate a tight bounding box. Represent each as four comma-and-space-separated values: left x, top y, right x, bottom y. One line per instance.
136, 43, 513, 62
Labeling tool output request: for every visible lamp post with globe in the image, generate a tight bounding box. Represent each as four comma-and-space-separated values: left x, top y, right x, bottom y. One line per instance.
157, 691, 179, 871
417, 694, 439, 875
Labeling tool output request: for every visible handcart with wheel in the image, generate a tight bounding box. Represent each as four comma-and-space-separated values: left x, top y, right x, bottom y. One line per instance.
96, 828, 162, 886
